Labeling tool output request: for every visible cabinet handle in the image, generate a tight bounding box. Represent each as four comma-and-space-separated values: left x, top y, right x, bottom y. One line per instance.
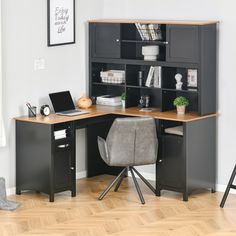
70, 167, 74, 170
159, 159, 163, 163
163, 41, 169, 45
57, 144, 70, 149
116, 39, 120, 42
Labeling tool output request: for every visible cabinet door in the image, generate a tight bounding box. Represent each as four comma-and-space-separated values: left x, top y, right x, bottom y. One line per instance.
91, 23, 121, 58
157, 135, 185, 189
54, 143, 73, 189
166, 25, 199, 63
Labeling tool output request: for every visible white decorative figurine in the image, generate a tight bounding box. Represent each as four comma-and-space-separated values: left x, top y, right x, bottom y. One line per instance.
175, 73, 183, 90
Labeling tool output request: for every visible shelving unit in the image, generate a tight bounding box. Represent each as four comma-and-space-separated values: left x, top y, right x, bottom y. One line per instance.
89, 20, 216, 115
89, 20, 217, 200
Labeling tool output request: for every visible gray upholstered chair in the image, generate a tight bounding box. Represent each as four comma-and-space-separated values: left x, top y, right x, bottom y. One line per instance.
97, 117, 158, 204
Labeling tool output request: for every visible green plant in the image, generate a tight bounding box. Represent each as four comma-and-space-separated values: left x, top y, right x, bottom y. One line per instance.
173, 96, 189, 107
121, 93, 126, 101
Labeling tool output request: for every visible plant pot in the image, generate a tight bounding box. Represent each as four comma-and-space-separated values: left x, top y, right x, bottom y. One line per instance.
176, 105, 186, 115
121, 100, 125, 109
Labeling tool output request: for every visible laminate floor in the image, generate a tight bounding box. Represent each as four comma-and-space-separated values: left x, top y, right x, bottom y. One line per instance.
1, 175, 236, 236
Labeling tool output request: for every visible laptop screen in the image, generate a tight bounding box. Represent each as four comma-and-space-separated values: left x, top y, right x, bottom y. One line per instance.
49, 91, 75, 112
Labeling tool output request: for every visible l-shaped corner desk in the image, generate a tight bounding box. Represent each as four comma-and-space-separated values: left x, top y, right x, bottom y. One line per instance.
15, 105, 216, 202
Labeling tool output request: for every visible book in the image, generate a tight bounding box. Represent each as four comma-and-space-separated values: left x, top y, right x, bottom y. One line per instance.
135, 23, 144, 40
140, 24, 150, 40
148, 24, 158, 41
145, 66, 155, 87
153, 67, 160, 88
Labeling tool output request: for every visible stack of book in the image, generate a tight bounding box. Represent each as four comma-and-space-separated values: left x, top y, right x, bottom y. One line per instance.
145, 66, 162, 88
96, 95, 122, 106
135, 23, 162, 41
54, 129, 67, 140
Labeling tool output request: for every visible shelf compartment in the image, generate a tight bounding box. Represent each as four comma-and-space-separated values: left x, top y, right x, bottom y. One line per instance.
162, 90, 198, 113
91, 62, 125, 83
126, 64, 152, 86
162, 67, 198, 91
121, 42, 166, 61
121, 23, 166, 42
126, 64, 162, 89
91, 84, 125, 101
125, 86, 162, 108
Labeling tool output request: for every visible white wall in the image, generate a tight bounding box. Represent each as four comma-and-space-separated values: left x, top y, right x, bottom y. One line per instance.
0, 0, 104, 189
103, 0, 236, 186
1, 0, 236, 190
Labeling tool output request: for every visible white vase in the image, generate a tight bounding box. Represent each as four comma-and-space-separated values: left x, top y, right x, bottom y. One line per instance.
176, 105, 186, 115
121, 100, 125, 108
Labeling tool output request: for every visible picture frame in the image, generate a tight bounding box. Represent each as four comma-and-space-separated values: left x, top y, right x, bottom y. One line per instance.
47, 0, 75, 47
187, 69, 198, 88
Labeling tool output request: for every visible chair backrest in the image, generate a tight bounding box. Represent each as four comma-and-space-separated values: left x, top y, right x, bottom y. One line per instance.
105, 117, 158, 167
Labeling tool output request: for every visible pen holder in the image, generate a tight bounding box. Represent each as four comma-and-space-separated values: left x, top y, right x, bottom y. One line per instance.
28, 106, 36, 117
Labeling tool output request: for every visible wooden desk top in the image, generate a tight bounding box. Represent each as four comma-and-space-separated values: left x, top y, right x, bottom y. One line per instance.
15, 105, 217, 125
88, 19, 219, 26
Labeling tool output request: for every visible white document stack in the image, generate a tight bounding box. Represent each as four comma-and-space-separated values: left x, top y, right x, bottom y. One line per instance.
96, 95, 122, 106
54, 129, 67, 140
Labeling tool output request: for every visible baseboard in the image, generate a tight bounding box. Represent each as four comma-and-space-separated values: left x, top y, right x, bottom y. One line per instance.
6, 187, 16, 196
216, 184, 236, 194
6, 171, 235, 196
6, 171, 87, 196
128, 171, 236, 195
128, 171, 155, 182
76, 170, 87, 179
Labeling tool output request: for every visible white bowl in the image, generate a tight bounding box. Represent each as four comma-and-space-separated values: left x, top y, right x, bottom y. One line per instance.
142, 45, 159, 55
142, 45, 159, 61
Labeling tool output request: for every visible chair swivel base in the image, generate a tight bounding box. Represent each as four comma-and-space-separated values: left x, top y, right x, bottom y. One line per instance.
98, 166, 156, 204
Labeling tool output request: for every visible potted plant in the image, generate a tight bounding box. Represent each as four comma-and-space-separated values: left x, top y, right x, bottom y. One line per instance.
173, 96, 189, 115
121, 93, 126, 108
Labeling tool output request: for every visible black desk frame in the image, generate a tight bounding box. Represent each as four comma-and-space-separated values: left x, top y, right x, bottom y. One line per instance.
16, 114, 216, 202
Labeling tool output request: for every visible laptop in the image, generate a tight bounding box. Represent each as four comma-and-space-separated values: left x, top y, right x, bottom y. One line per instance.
49, 91, 89, 116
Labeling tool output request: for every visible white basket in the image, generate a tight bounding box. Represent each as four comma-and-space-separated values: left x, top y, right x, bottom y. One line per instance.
100, 70, 125, 84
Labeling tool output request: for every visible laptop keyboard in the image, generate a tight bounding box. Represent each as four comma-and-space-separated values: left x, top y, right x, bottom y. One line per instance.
60, 109, 80, 114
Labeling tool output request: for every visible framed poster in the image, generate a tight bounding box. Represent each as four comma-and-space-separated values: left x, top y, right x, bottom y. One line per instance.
187, 69, 198, 88
47, 0, 75, 46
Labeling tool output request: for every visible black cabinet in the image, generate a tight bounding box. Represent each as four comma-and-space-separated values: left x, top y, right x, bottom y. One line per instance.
166, 25, 199, 63
90, 23, 121, 58
16, 121, 76, 202
157, 135, 184, 190
54, 142, 73, 190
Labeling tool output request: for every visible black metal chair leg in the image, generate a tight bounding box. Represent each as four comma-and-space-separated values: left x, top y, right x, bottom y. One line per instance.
130, 168, 145, 204
98, 168, 127, 200
220, 164, 236, 208
131, 167, 156, 194
114, 168, 127, 192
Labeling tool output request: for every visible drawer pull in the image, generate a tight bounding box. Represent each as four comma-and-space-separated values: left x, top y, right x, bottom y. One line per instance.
57, 144, 70, 149
70, 167, 74, 170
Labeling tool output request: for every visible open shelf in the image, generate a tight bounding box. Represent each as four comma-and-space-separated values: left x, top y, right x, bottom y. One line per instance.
162, 88, 198, 93
92, 82, 125, 87
121, 39, 168, 46
127, 85, 161, 90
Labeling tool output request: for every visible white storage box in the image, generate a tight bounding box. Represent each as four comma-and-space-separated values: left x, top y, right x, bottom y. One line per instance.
100, 70, 125, 84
